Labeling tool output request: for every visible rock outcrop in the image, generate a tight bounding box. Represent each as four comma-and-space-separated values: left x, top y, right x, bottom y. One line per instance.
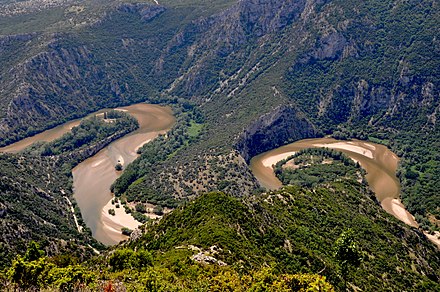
235, 105, 317, 162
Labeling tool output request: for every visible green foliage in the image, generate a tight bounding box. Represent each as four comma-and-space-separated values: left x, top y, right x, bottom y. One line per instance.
279, 273, 335, 291
135, 203, 146, 213
46, 264, 96, 290
2, 187, 440, 291
115, 163, 123, 171
132, 211, 149, 223
112, 104, 203, 207
5, 241, 95, 290
131, 187, 440, 291
153, 205, 164, 216
24, 241, 45, 262
6, 256, 50, 289
6, 256, 96, 290
274, 148, 366, 188
333, 229, 362, 286
0, 154, 98, 269
108, 248, 153, 272
248, 268, 334, 292
121, 227, 133, 236
40, 111, 138, 156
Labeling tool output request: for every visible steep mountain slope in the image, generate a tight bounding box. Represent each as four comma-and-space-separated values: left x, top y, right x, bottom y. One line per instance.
2, 181, 439, 290
0, 112, 138, 268
0, 154, 93, 268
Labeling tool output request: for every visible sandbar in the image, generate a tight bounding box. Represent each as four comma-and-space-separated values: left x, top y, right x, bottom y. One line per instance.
262, 151, 296, 168
313, 142, 374, 159
101, 198, 142, 242
381, 198, 418, 228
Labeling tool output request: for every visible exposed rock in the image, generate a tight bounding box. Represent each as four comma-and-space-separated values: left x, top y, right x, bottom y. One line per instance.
36, 187, 54, 201
117, 3, 166, 22
191, 251, 227, 266
235, 105, 317, 162
238, 0, 307, 36
298, 32, 348, 63
129, 228, 142, 242
0, 0, 75, 17
176, 245, 227, 266
175, 244, 201, 252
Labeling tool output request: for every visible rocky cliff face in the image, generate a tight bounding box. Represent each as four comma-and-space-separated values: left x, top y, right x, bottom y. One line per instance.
0, 35, 138, 145
160, 0, 310, 97
1, 0, 438, 145
235, 105, 317, 162
117, 2, 165, 21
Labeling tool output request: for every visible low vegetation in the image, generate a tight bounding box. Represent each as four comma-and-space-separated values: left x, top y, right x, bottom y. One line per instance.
2, 183, 439, 291
274, 148, 366, 187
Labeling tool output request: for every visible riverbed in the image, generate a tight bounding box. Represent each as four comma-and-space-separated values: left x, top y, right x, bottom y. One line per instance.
0, 109, 110, 153
0, 103, 175, 245
72, 103, 175, 245
249, 137, 418, 228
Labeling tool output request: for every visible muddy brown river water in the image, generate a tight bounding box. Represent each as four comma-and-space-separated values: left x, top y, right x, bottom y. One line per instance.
1, 103, 175, 245
249, 137, 419, 228
3, 108, 435, 246
72, 104, 175, 245
0, 110, 110, 153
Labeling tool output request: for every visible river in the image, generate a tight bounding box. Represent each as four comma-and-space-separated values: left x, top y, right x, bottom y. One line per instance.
0, 103, 175, 245
72, 104, 175, 245
3, 108, 435, 246
249, 137, 419, 228
0, 109, 111, 153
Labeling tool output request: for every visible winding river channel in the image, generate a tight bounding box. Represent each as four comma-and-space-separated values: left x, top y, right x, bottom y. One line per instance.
72, 104, 175, 245
0, 103, 175, 245
3, 107, 438, 247
249, 137, 419, 228
0, 110, 109, 153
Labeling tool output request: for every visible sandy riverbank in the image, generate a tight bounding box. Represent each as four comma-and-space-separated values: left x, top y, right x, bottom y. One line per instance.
313, 142, 374, 159
424, 231, 440, 249
381, 198, 418, 228
262, 151, 296, 168
101, 198, 142, 242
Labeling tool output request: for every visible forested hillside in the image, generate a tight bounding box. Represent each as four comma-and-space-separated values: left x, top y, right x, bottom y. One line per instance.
0, 0, 439, 290
0, 153, 93, 269
2, 182, 439, 290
